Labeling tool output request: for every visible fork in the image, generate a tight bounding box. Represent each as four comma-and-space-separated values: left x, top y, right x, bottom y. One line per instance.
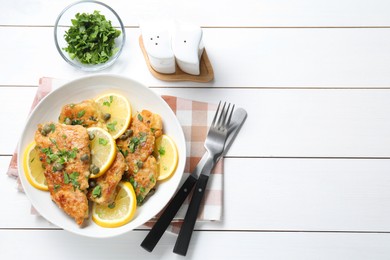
173, 101, 234, 256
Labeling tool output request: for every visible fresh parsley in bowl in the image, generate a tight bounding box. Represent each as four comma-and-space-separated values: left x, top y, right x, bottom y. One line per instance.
54, 1, 125, 71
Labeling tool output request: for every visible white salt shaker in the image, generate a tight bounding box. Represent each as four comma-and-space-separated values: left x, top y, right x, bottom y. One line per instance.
140, 21, 176, 74
171, 22, 204, 75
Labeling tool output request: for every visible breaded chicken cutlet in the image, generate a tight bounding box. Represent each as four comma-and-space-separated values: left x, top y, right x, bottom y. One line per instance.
35, 122, 90, 226
58, 99, 103, 127
88, 151, 127, 206
116, 110, 162, 204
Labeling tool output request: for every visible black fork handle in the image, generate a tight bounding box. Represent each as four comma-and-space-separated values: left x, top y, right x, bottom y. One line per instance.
140, 174, 198, 252
173, 155, 216, 256
173, 174, 210, 256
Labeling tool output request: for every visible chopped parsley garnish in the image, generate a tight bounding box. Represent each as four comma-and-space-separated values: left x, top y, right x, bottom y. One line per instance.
119, 148, 128, 157
103, 96, 114, 107
49, 123, 56, 133
49, 138, 57, 146
63, 11, 121, 64
77, 110, 86, 118
41, 147, 57, 164
128, 133, 147, 153
92, 185, 102, 198
107, 121, 117, 132
128, 137, 140, 153
137, 195, 144, 205
63, 172, 70, 184
158, 146, 166, 156
137, 113, 143, 121
99, 138, 108, 146
71, 119, 84, 125
108, 202, 116, 209
54, 184, 61, 192
129, 177, 137, 189
139, 132, 147, 143
103, 101, 110, 107
64, 172, 80, 190
41, 147, 78, 165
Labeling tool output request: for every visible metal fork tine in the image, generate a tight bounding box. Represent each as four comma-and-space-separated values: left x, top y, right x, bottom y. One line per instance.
222, 103, 230, 127
220, 103, 234, 130
226, 104, 235, 127
211, 101, 222, 127
217, 102, 227, 127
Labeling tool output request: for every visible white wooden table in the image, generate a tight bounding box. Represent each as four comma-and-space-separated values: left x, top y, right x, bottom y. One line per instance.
2, 0, 390, 259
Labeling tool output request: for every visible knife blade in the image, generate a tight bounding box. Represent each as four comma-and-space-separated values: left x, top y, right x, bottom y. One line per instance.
141, 107, 247, 252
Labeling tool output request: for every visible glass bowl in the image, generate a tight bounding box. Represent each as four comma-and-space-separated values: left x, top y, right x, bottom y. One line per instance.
54, 1, 125, 72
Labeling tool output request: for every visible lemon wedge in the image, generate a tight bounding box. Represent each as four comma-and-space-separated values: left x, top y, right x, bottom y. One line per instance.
154, 135, 178, 181
95, 93, 132, 139
87, 127, 116, 178
22, 141, 48, 191
92, 181, 137, 228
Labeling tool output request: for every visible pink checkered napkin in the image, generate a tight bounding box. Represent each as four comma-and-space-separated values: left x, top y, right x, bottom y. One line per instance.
7, 77, 223, 230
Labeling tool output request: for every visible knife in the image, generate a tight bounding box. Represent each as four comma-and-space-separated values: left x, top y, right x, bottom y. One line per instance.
141, 107, 247, 252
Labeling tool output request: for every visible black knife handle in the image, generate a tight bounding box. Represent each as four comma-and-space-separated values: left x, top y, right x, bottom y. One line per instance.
173, 174, 210, 256
140, 174, 198, 252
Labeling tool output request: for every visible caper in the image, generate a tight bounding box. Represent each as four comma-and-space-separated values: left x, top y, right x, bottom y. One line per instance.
53, 162, 64, 171
64, 118, 72, 125
90, 164, 100, 175
43, 124, 52, 134
40, 129, 47, 136
103, 113, 111, 121
40, 124, 52, 136
88, 132, 95, 140
92, 166, 100, 175
89, 180, 97, 188
126, 129, 133, 137
119, 129, 133, 140
136, 161, 143, 169
80, 154, 89, 162
119, 134, 128, 140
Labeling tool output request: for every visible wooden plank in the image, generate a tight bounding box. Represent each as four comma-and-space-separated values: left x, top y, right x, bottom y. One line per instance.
3, 156, 390, 231
0, 87, 37, 155
2, 87, 390, 157
159, 88, 390, 158
1, 0, 390, 27
1, 27, 390, 87
1, 229, 390, 259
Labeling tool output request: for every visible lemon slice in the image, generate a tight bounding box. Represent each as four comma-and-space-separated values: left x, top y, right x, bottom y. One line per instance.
95, 93, 132, 139
22, 141, 48, 191
92, 182, 137, 228
154, 135, 178, 181
87, 127, 116, 178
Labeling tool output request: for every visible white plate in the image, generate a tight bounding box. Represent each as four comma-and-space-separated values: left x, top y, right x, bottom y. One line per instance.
17, 74, 186, 238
